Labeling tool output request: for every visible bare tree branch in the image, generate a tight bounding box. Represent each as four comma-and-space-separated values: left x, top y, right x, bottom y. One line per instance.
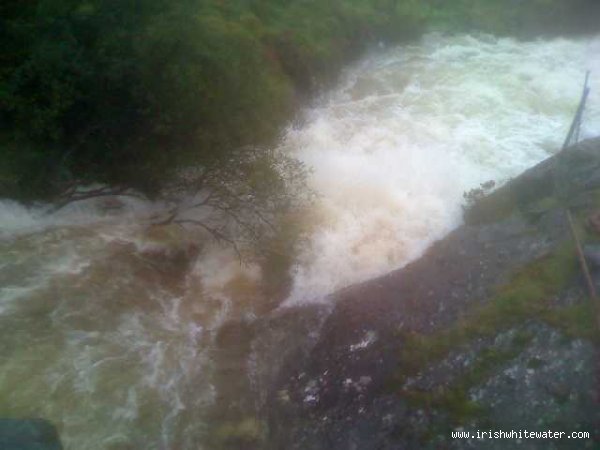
174, 218, 242, 261
45, 145, 311, 263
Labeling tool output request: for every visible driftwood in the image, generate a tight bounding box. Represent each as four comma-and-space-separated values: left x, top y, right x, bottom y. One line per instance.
566, 210, 600, 330
559, 71, 600, 330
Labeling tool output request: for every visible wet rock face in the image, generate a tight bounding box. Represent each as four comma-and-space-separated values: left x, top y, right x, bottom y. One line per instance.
260, 138, 600, 449
467, 325, 597, 448
584, 244, 600, 269
0, 419, 62, 450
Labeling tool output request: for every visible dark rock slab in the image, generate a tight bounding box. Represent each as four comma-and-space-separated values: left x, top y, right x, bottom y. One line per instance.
0, 419, 62, 450
260, 138, 600, 449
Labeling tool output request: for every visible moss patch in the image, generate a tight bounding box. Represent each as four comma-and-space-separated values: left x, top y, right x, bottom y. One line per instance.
389, 231, 600, 439
398, 329, 534, 428
540, 303, 599, 341
386, 238, 600, 438
522, 196, 561, 222
463, 186, 520, 225
395, 242, 578, 380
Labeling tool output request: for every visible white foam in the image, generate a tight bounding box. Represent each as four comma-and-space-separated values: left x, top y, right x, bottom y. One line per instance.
0, 193, 156, 239
284, 33, 600, 305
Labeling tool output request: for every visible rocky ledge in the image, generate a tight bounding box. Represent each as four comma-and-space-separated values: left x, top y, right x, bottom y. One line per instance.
235, 138, 600, 450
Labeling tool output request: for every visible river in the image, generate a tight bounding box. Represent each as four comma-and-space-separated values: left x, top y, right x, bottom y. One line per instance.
1, 33, 599, 449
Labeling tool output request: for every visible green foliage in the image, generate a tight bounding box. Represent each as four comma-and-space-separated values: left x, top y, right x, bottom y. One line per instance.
1, 0, 595, 201
0, 0, 422, 201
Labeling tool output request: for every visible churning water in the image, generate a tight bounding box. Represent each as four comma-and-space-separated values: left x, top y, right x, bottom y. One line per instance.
1, 33, 599, 449
284, 33, 600, 303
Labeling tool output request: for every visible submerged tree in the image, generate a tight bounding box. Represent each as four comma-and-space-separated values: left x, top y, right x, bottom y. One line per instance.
146, 147, 311, 257
52, 146, 311, 260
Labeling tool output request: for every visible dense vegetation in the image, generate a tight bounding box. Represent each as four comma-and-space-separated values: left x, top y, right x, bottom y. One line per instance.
1, 0, 598, 201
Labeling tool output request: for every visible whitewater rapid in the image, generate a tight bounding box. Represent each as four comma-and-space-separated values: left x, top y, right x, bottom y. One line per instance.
284, 33, 600, 304
0, 33, 599, 449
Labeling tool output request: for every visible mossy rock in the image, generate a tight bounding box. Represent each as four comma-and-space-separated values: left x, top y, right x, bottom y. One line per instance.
463, 172, 554, 225
465, 138, 600, 225
394, 242, 578, 383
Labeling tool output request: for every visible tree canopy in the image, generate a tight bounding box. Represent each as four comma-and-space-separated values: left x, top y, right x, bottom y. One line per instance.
1, 0, 597, 201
